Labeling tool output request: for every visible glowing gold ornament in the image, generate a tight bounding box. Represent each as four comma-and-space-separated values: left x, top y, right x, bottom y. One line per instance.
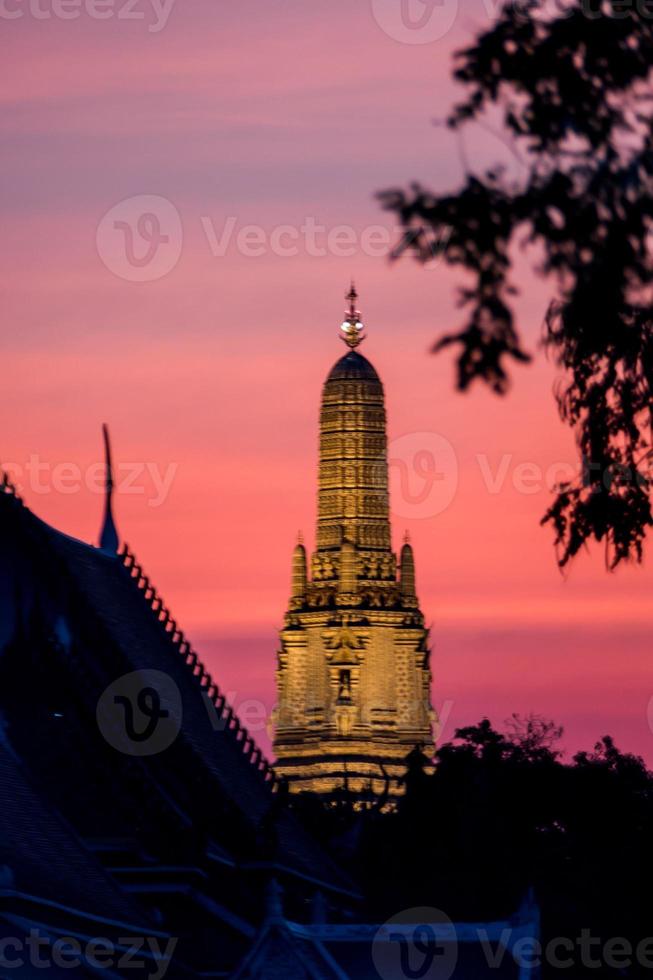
340, 282, 366, 349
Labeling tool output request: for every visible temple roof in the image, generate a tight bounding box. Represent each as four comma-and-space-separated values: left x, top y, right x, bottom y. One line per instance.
234, 904, 540, 979
0, 484, 356, 899
326, 350, 380, 383
0, 740, 150, 927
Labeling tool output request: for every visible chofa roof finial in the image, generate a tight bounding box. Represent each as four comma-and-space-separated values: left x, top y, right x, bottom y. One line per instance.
99, 423, 119, 554
340, 281, 366, 349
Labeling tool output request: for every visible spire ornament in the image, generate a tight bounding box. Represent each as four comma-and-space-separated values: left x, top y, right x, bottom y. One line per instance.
340, 282, 365, 348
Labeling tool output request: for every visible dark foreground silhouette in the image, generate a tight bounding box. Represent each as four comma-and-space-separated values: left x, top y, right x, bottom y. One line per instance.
380, 0, 653, 568
2, 481, 650, 975
290, 716, 653, 978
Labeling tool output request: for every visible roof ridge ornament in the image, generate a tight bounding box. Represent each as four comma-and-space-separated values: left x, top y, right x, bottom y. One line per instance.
340, 282, 365, 349
119, 541, 275, 785
99, 423, 120, 554
1, 468, 18, 497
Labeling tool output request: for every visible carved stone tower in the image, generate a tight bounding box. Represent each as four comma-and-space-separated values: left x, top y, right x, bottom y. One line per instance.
272, 286, 436, 800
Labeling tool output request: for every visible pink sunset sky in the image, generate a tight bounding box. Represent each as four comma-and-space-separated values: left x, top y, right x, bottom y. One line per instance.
2, 0, 652, 762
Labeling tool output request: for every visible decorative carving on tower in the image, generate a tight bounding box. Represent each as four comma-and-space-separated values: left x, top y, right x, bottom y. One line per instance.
272, 286, 436, 802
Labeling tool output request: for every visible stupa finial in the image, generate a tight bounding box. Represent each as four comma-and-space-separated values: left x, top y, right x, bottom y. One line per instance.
340, 282, 365, 349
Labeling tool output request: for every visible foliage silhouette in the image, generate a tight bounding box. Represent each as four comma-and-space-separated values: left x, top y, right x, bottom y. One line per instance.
291, 717, 653, 977
379, 0, 653, 568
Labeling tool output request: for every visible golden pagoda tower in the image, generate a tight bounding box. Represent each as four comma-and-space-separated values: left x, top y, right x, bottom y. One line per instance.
272, 285, 436, 800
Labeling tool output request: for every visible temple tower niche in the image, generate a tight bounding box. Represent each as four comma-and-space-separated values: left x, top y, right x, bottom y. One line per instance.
272, 286, 436, 801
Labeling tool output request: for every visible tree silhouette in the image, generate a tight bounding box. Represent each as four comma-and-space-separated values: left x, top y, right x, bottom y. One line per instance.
379, 0, 653, 568
292, 719, 653, 976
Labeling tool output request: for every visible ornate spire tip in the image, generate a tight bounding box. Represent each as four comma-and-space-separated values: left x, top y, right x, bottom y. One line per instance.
340, 281, 366, 349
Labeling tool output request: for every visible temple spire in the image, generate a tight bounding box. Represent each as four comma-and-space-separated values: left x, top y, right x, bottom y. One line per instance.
99, 424, 119, 554
273, 286, 436, 800
340, 282, 365, 348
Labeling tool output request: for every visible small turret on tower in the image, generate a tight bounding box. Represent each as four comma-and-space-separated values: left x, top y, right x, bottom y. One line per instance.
400, 532, 418, 607
290, 533, 307, 603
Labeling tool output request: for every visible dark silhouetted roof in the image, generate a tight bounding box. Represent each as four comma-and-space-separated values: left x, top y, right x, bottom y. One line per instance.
0, 487, 356, 899
0, 740, 148, 926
